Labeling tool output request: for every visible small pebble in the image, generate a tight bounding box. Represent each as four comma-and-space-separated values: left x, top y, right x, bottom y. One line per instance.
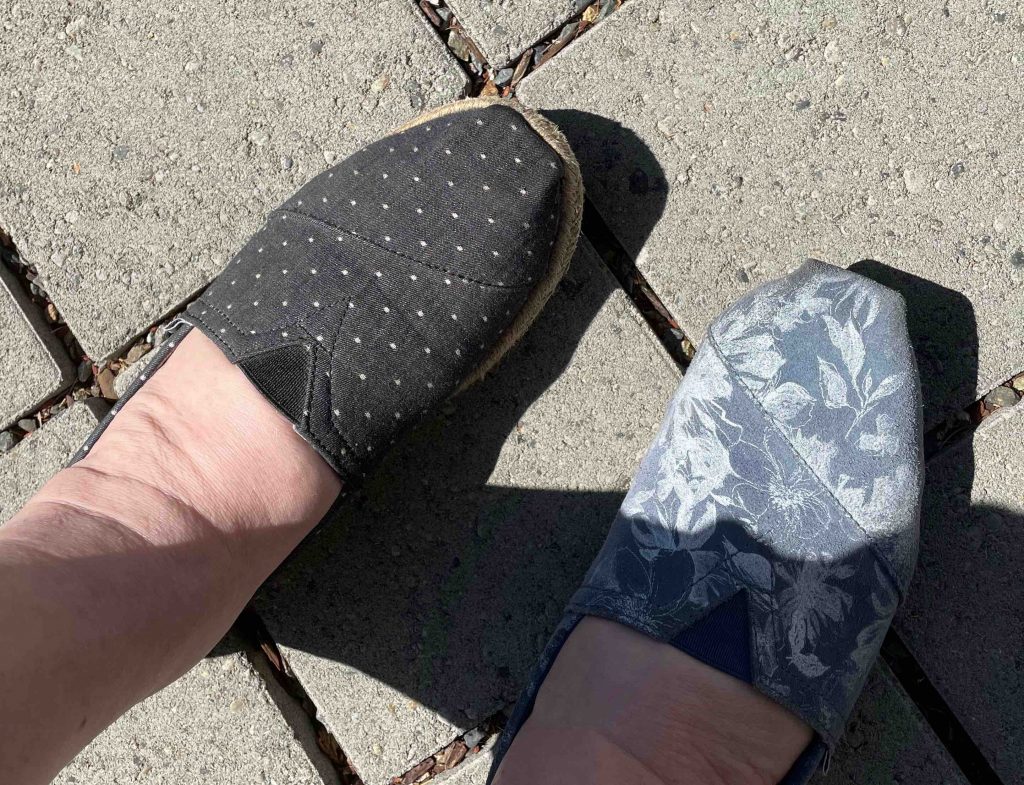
447, 30, 472, 61
248, 129, 270, 147
0, 431, 17, 453
17, 418, 37, 433
463, 727, 486, 749
96, 367, 116, 400
984, 386, 1018, 411
280, 155, 293, 171
77, 359, 92, 383
493, 67, 515, 87
125, 343, 150, 364
902, 168, 926, 194
1012, 374, 1024, 393
45, 303, 59, 323
884, 15, 908, 37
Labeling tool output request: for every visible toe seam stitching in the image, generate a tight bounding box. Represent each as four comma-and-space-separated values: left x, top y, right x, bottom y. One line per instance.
706, 333, 906, 604
275, 208, 535, 289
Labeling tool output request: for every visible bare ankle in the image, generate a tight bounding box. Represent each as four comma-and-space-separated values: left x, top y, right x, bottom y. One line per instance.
497, 617, 811, 785
77, 330, 340, 542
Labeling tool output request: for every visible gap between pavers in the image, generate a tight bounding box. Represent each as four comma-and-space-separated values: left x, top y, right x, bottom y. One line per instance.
0, 401, 103, 523
253, 237, 682, 784
429, 736, 497, 785
896, 403, 1024, 783
445, 0, 582, 67
53, 639, 339, 785
0, 406, 339, 783
0, 0, 469, 362
517, 0, 1024, 428
0, 259, 75, 429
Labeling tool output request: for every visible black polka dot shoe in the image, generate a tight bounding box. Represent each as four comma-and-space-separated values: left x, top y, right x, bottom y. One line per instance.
72, 98, 583, 481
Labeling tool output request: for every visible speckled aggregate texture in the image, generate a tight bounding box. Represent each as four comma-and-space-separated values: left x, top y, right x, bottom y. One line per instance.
254, 239, 681, 784
0, 262, 74, 429
518, 0, 1024, 424
896, 405, 1024, 782
0, 0, 468, 360
446, 0, 580, 66
817, 663, 968, 785
53, 652, 330, 785
0, 403, 100, 525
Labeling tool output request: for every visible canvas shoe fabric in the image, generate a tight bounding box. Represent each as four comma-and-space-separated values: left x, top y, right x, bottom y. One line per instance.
71, 99, 583, 481
489, 259, 924, 784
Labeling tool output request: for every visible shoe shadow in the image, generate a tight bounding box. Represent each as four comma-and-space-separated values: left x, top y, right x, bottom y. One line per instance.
828, 261, 1018, 782
237, 112, 672, 759
847, 266, 1021, 781
847, 260, 979, 432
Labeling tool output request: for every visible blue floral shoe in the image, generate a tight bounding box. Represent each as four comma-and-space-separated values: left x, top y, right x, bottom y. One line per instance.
489, 260, 923, 783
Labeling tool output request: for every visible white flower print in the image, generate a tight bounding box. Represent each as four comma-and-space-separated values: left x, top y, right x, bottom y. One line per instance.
778, 560, 854, 677
553, 261, 922, 752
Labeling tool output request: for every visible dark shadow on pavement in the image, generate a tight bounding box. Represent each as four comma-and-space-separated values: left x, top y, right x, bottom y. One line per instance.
230, 112, 673, 761
846, 261, 1014, 783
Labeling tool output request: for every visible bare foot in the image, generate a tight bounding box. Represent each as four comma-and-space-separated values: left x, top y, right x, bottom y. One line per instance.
1, 328, 340, 784
493, 616, 812, 785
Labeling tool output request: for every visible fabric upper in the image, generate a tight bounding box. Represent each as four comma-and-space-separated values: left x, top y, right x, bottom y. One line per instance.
566, 259, 923, 746
184, 104, 564, 480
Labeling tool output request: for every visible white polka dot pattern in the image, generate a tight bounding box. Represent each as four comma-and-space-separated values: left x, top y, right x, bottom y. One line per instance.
184, 105, 564, 480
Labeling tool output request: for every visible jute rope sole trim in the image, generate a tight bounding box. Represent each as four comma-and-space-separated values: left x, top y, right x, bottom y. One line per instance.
398, 96, 585, 392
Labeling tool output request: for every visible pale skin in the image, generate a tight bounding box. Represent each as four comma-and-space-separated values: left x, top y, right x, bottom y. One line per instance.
0, 330, 810, 785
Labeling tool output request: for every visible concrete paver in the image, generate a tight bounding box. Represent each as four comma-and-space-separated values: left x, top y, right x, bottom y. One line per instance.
896, 405, 1024, 782
0, 261, 74, 429
0, 402, 101, 524
819, 663, 968, 784
254, 239, 682, 784
518, 0, 1024, 426
0, 1, 468, 361
54, 648, 334, 785
446, 0, 578, 67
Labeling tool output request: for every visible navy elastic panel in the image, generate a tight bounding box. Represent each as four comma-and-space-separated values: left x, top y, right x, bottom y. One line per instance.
668, 591, 752, 683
